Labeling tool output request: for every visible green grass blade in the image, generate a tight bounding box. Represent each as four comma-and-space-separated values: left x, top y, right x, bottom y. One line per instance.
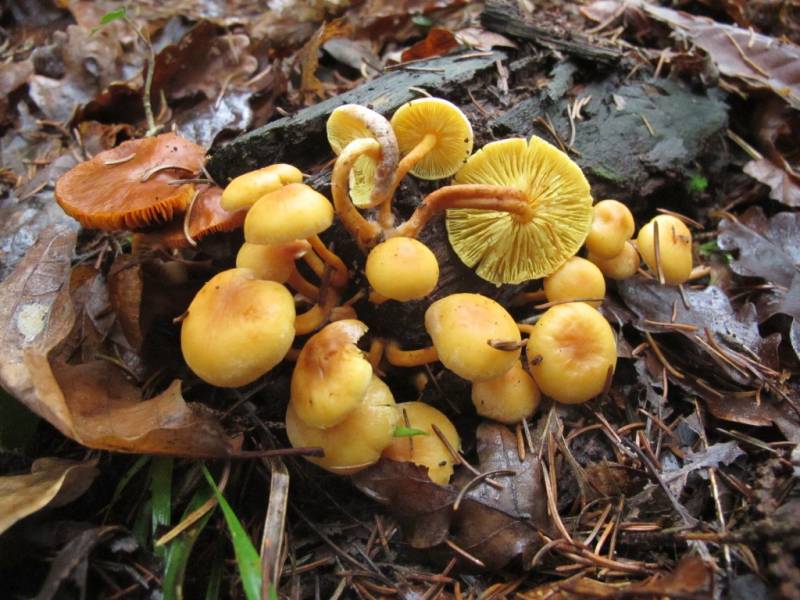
163, 485, 215, 600
101, 455, 150, 522
201, 465, 261, 600
204, 541, 224, 600
150, 457, 174, 558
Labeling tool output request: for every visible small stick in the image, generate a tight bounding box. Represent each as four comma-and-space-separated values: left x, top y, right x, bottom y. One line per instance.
182, 188, 201, 247
453, 470, 516, 511
643, 332, 684, 379
487, 338, 527, 351
642, 319, 698, 332
656, 208, 702, 228
534, 297, 605, 309
652, 220, 665, 285
444, 538, 485, 568
431, 423, 504, 489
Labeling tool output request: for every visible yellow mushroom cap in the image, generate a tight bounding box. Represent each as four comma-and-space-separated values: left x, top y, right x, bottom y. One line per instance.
585, 199, 635, 259
244, 183, 334, 244
221, 163, 303, 211
286, 375, 399, 474
543, 256, 606, 308
390, 97, 474, 180
526, 302, 617, 404
588, 241, 640, 280
365, 237, 439, 301
235, 240, 311, 283
290, 320, 373, 428
181, 269, 295, 388
424, 293, 520, 382
637, 215, 693, 285
447, 137, 593, 284
382, 401, 460, 485
471, 361, 541, 424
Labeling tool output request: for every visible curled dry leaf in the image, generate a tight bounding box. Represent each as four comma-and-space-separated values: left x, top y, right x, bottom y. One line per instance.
743, 158, 800, 208
0, 458, 99, 535
400, 28, 459, 62
0, 227, 240, 457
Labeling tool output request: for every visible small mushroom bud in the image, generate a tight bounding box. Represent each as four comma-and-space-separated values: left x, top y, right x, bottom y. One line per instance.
425, 293, 520, 382
471, 361, 541, 424
526, 302, 617, 404
637, 215, 693, 284
221, 163, 303, 211
365, 237, 439, 301
588, 241, 640, 280
286, 376, 399, 474
244, 183, 334, 244
383, 401, 460, 485
543, 256, 606, 308
585, 199, 635, 259
181, 268, 295, 388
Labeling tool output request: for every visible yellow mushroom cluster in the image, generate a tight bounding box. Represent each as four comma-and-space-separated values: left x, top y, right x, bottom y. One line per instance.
175, 95, 698, 485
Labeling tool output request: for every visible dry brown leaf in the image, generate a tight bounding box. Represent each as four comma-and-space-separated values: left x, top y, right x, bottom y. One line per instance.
0, 458, 99, 535
0, 227, 240, 457
298, 19, 353, 103
455, 27, 518, 51
743, 158, 800, 207
401, 28, 459, 62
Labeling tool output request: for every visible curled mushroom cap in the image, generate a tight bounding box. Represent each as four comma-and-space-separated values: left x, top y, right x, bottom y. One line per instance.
221, 163, 303, 212
365, 237, 439, 301
55, 132, 205, 230
588, 241, 640, 280
290, 320, 374, 428
236, 240, 311, 283
637, 215, 693, 284
585, 199, 635, 259
543, 256, 606, 308
425, 293, 520, 382
181, 268, 296, 388
390, 97, 473, 180
526, 302, 617, 404
471, 361, 541, 424
446, 137, 593, 284
286, 376, 399, 474
244, 183, 334, 244
327, 104, 399, 207
382, 401, 460, 485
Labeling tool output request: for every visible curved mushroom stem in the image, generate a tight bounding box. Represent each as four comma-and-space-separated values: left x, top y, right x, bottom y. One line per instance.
287, 269, 320, 301
308, 235, 349, 288
385, 343, 439, 367
378, 133, 438, 229
392, 184, 534, 239
303, 250, 325, 278
295, 289, 341, 335
367, 338, 385, 370
333, 138, 383, 249
517, 323, 536, 335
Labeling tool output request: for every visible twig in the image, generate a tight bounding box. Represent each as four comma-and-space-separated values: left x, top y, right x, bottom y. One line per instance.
453, 470, 516, 511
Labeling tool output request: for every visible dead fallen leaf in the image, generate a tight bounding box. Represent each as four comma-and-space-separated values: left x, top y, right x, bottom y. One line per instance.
401, 28, 459, 62
0, 60, 34, 122
455, 27, 518, 51
0, 458, 99, 535
297, 19, 353, 103
743, 158, 800, 208
663, 441, 744, 496
0, 227, 239, 457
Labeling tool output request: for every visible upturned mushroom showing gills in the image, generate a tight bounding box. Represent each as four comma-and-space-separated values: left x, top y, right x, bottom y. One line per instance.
290, 320, 374, 428
588, 241, 640, 280
585, 199, 635, 259
637, 214, 693, 285
55, 132, 205, 230
526, 302, 617, 404
471, 361, 541, 424
543, 256, 606, 308
220, 163, 303, 211
286, 376, 399, 474
181, 268, 296, 388
326, 104, 399, 208
365, 237, 439, 301
382, 401, 460, 485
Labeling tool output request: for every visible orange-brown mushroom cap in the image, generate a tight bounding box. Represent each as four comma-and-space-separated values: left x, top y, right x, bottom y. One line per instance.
244, 183, 334, 244
55, 132, 205, 230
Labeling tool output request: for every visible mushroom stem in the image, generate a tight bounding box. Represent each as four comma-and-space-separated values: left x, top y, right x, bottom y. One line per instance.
385, 343, 439, 367
393, 185, 533, 239
332, 138, 383, 249
378, 132, 438, 229
295, 289, 341, 335
303, 251, 325, 278
308, 235, 349, 288
287, 269, 320, 301
367, 338, 385, 370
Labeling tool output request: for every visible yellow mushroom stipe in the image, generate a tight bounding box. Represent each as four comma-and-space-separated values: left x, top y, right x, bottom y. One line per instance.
425, 293, 520, 382
221, 163, 303, 211
383, 401, 460, 485
447, 137, 593, 284
637, 215, 693, 284
181, 269, 295, 388
290, 320, 373, 429
543, 256, 606, 308
365, 237, 439, 301
585, 199, 635, 259
244, 183, 334, 244
588, 241, 640, 280
471, 361, 541, 424
235, 240, 311, 283
391, 97, 474, 180
526, 302, 617, 404
286, 376, 399, 474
